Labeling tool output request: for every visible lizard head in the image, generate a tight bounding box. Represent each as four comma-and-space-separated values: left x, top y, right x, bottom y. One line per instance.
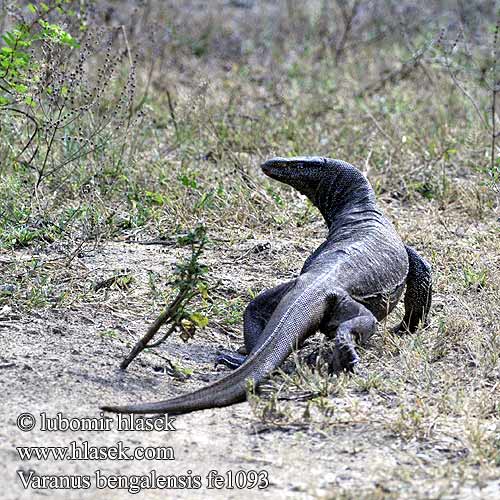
261, 156, 375, 227
261, 156, 366, 194
261, 156, 329, 187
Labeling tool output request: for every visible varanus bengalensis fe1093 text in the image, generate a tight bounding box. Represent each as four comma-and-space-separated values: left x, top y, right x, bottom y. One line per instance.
102, 157, 432, 415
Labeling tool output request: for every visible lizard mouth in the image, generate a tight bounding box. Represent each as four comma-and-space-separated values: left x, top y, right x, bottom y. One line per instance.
260, 157, 289, 176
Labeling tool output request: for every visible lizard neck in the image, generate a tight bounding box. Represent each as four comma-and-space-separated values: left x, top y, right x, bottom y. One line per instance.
307, 169, 379, 232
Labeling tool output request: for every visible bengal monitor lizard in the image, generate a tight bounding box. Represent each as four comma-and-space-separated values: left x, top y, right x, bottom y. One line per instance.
102, 157, 432, 415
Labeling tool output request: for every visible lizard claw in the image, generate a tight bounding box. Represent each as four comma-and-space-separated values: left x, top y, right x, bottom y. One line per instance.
327, 343, 359, 374
214, 351, 246, 370
304, 344, 359, 374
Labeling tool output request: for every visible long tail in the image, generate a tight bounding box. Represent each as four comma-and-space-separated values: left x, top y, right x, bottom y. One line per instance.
101, 279, 327, 415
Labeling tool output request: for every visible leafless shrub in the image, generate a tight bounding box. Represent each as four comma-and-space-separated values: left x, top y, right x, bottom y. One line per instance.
432, 18, 500, 196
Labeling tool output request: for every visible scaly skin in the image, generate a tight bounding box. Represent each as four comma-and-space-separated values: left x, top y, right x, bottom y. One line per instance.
101, 157, 432, 415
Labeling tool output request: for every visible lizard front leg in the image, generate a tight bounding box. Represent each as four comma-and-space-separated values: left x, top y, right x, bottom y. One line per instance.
395, 245, 432, 334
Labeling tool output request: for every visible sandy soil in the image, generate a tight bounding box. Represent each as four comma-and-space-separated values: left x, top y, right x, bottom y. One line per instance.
1, 239, 498, 500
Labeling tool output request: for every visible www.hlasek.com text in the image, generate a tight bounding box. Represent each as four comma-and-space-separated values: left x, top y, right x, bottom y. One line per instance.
17, 441, 174, 461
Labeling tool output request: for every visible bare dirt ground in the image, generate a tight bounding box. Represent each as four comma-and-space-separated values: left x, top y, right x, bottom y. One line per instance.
1, 202, 499, 499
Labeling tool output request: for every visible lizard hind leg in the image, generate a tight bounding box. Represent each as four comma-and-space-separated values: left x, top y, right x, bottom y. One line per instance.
315, 295, 377, 374
328, 315, 377, 373
215, 280, 296, 369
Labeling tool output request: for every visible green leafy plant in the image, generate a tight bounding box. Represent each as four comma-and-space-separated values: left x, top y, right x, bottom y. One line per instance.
0, 1, 147, 256
0, 1, 142, 233
0, 2, 79, 107
120, 225, 210, 370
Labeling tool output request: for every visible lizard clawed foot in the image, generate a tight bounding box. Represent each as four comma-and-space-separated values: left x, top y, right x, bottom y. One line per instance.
304, 343, 359, 374
331, 341, 360, 373
214, 350, 246, 370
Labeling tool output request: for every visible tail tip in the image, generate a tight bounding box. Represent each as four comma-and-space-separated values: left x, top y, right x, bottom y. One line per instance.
100, 405, 123, 414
